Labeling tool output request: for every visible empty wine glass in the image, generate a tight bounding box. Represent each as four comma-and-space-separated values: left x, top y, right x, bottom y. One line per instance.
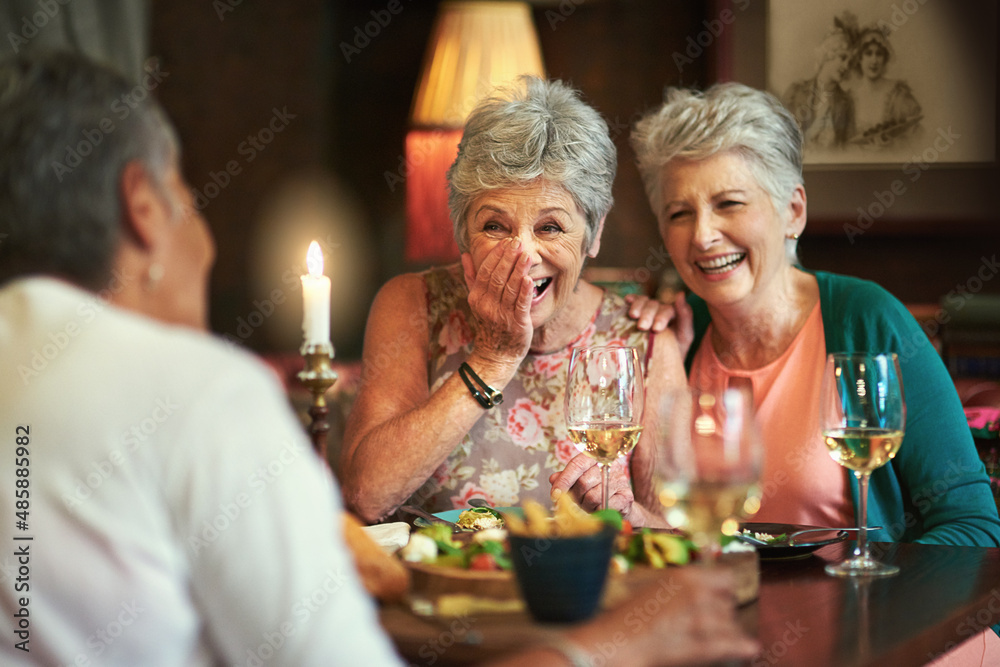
565, 346, 644, 511
651, 386, 762, 563
820, 352, 906, 577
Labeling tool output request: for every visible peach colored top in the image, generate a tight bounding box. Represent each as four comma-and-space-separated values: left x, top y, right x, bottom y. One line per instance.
690, 303, 855, 528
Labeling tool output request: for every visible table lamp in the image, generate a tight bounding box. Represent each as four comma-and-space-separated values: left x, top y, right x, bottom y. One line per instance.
405, 1, 544, 263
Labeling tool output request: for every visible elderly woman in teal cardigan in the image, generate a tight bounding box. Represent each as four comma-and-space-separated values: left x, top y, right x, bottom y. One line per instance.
628, 82, 1000, 548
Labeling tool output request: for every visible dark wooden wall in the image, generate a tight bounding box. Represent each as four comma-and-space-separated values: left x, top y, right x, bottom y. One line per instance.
150, 0, 999, 359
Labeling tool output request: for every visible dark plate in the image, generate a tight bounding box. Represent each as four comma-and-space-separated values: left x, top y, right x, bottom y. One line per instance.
740, 522, 849, 560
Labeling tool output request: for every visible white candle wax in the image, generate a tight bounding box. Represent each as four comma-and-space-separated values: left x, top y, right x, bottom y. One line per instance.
301, 241, 331, 346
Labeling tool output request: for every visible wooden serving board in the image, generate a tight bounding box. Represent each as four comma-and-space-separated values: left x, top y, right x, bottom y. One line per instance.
404, 548, 759, 607
386, 551, 759, 665
406, 560, 519, 600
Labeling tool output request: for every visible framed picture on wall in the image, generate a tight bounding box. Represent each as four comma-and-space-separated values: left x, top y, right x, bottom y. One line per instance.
767, 0, 997, 167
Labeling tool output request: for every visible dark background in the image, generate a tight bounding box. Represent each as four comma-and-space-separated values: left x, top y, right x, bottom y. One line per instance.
148, 0, 1000, 359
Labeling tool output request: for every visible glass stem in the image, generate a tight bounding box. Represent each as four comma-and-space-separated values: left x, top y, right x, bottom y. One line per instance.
856, 471, 870, 561
601, 463, 610, 511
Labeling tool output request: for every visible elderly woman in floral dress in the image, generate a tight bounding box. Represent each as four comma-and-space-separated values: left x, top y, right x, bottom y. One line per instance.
341, 77, 684, 525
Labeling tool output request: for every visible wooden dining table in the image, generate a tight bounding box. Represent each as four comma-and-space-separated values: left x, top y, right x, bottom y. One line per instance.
381, 540, 1000, 666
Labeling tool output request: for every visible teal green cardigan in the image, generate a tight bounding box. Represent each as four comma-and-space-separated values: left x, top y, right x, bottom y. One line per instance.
685, 269, 1000, 547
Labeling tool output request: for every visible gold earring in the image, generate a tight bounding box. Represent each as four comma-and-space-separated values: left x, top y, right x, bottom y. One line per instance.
786, 232, 801, 240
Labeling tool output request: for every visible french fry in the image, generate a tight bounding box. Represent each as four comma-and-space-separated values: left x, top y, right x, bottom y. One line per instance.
553, 494, 602, 536
523, 501, 550, 536
503, 511, 528, 535
510, 496, 604, 538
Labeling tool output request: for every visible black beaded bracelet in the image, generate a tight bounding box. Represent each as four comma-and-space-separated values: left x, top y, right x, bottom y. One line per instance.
458, 362, 504, 409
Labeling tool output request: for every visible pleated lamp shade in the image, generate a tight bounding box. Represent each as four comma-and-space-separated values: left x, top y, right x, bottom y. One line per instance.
405, 1, 545, 263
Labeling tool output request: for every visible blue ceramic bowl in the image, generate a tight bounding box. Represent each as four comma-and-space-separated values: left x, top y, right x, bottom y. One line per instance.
508, 526, 616, 623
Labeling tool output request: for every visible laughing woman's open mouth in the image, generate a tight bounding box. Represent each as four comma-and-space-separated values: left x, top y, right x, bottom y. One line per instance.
696, 253, 746, 275
532, 277, 553, 299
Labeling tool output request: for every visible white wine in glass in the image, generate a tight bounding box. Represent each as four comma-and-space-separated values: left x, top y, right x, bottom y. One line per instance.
652, 387, 762, 562
820, 352, 906, 577
566, 423, 643, 465
565, 346, 644, 510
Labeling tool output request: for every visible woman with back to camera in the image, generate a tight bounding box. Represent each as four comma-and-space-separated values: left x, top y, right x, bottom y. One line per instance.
341, 76, 684, 526
628, 82, 1000, 547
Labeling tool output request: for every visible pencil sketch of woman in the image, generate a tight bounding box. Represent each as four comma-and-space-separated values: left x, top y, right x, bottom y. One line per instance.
782, 13, 857, 150
845, 24, 923, 150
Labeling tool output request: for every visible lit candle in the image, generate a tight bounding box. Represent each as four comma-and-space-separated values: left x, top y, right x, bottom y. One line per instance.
301, 241, 331, 346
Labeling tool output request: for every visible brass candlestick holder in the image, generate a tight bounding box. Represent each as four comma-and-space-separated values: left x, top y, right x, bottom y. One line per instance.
298, 341, 339, 460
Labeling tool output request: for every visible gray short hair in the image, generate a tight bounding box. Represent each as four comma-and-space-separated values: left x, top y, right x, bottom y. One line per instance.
630, 83, 804, 262
0, 51, 179, 290
447, 76, 616, 252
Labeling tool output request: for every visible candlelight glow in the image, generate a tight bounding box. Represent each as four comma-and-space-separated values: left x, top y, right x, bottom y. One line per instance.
306, 241, 324, 277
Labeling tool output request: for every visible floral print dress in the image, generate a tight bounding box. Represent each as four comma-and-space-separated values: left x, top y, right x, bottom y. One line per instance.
407, 264, 651, 513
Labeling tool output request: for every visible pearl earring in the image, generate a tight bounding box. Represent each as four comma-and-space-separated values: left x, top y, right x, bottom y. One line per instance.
146, 262, 165, 290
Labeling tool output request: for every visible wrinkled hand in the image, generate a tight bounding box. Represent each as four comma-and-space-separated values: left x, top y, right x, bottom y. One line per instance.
566, 567, 759, 667
549, 454, 635, 521
461, 239, 534, 365
625, 292, 694, 359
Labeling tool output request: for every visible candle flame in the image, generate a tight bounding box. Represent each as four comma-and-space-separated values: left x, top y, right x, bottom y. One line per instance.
306, 241, 324, 277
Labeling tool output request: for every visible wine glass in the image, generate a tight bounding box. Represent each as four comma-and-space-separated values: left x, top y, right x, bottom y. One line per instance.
565, 346, 644, 511
651, 386, 762, 563
819, 352, 906, 577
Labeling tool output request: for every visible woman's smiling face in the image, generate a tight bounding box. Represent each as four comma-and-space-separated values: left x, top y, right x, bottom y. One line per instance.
860, 43, 888, 81
656, 152, 799, 313
465, 179, 595, 331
